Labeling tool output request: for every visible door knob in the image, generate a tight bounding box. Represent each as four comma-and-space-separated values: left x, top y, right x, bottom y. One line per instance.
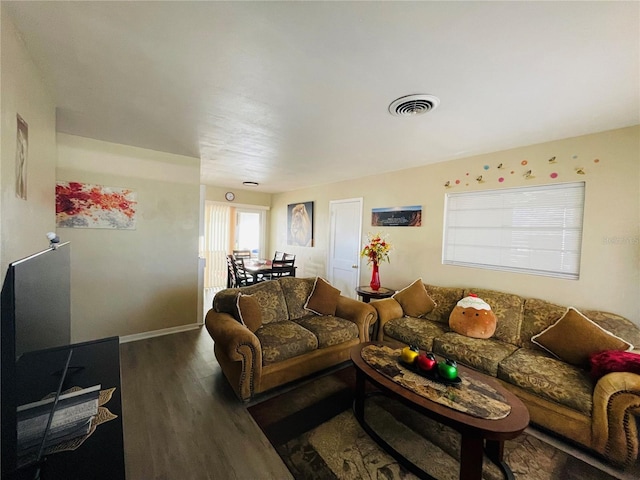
352, 265, 358, 268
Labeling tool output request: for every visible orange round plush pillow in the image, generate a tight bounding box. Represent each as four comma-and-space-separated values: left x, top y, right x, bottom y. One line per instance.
449, 294, 497, 339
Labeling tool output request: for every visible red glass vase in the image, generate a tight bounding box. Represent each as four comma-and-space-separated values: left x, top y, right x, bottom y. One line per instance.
370, 261, 381, 291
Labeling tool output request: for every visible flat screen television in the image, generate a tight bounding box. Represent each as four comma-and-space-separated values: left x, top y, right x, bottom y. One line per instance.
1, 242, 71, 478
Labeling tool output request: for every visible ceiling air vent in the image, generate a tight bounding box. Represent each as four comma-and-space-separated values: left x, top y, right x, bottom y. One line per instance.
388, 94, 440, 117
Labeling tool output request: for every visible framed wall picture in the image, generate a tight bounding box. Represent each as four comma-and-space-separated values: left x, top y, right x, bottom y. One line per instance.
372, 205, 422, 226
56, 181, 137, 230
287, 201, 314, 246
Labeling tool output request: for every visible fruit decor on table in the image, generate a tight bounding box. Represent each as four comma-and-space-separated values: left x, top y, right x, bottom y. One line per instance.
448, 293, 497, 339
360, 232, 392, 291
400, 345, 419, 364
399, 346, 461, 386
417, 352, 437, 373
437, 358, 458, 380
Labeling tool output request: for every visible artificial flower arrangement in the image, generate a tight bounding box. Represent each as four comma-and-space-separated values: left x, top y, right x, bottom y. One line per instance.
360, 232, 392, 265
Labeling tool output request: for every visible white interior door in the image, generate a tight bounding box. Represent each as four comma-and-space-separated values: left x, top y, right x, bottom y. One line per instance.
328, 198, 363, 299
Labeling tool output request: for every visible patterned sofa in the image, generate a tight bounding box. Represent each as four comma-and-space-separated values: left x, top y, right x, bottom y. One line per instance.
205, 277, 377, 402
371, 282, 640, 467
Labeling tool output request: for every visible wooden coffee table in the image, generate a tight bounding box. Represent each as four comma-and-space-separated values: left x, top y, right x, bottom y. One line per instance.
350, 342, 530, 480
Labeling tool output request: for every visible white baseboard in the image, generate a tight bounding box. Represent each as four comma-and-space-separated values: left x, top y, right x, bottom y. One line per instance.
119, 323, 202, 344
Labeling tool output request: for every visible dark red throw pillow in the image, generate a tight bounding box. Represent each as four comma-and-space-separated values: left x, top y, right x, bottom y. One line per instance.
589, 350, 640, 381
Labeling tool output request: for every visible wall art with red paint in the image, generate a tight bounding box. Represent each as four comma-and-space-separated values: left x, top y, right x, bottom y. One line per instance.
56, 182, 137, 230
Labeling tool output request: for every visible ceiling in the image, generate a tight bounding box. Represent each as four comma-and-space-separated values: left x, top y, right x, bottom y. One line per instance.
4, 1, 639, 193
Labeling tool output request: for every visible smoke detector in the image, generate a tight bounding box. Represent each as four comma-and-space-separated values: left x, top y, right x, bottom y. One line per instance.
388, 94, 440, 117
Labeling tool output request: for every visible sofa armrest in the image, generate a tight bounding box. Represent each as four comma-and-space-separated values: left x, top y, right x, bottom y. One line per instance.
592, 371, 640, 466
335, 296, 377, 342
205, 309, 262, 364
370, 298, 404, 341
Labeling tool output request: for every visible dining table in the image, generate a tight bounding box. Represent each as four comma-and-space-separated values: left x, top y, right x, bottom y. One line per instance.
243, 259, 296, 283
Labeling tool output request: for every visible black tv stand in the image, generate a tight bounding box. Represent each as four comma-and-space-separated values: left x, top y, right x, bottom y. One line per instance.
8, 337, 125, 480
50, 364, 85, 378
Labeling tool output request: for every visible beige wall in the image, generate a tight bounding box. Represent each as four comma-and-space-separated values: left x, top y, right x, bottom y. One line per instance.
3, 2, 638, 336
204, 185, 273, 259
205, 185, 272, 207
0, 9, 57, 274
57, 134, 201, 342
271, 126, 640, 325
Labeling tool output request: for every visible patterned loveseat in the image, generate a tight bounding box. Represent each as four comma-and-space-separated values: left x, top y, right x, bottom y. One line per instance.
372, 281, 640, 467
206, 277, 376, 402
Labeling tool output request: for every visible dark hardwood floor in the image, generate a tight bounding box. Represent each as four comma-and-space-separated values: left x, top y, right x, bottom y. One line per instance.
119, 327, 640, 480
120, 327, 293, 480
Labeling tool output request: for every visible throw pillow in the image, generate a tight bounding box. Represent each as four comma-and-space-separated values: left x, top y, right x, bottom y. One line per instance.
235, 293, 262, 332
448, 294, 497, 339
304, 277, 340, 316
590, 350, 640, 381
531, 307, 633, 367
392, 278, 436, 318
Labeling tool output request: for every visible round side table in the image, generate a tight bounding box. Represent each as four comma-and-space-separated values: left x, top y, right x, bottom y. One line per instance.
355, 285, 395, 303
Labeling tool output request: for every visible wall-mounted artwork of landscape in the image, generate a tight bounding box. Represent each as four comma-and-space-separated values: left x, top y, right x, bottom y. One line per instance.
372, 205, 422, 227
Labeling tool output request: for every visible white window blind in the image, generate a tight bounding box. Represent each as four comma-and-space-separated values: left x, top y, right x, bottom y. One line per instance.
202, 202, 231, 290
442, 182, 585, 279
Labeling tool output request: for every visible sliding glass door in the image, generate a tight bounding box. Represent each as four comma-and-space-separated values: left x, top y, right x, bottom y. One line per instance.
202, 203, 268, 293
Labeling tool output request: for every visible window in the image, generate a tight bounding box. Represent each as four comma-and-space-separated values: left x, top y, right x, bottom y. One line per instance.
442, 182, 585, 279
235, 209, 266, 257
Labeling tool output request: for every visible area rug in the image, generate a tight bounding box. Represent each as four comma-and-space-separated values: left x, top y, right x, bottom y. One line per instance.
248, 366, 634, 480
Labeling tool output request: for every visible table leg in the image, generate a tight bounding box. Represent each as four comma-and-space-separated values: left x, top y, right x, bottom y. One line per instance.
459, 435, 484, 480
354, 369, 365, 422
485, 440, 503, 463
351, 383, 437, 480
486, 440, 514, 480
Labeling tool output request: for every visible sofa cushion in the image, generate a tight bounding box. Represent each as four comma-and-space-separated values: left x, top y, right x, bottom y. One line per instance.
432, 333, 518, 376
464, 288, 523, 346
520, 298, 567, 350
423, 285, 464, 324
383, 317, 448, 351
255, 321, 318, 365
522, 299, 640, 352
531, 307, 633, 367
235, 293, 262, 332
580, 308, 640, 348
295, 315, 359, 348
497, 348, 594, 415
279, 277, 315, 320
392, 279, 436, 318
304, 277, 341, 316
214, 280, 288, 325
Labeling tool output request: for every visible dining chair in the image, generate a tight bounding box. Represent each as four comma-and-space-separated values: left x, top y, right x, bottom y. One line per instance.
273, 251, 285, 262
233, 250, 252, 259
231, 257, 256, 287
226, 255, 237, 288
271, 254, 296, 278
